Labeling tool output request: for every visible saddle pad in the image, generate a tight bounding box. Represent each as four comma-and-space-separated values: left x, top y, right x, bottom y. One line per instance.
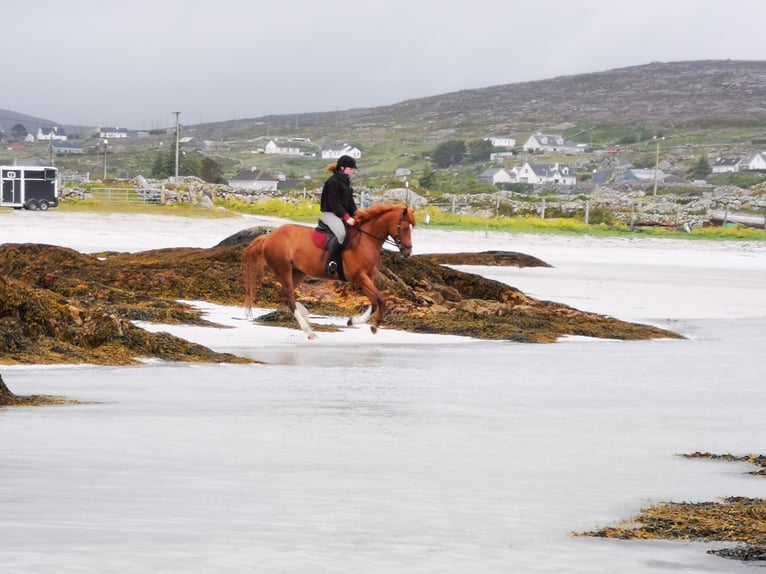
311, 229, 328, 249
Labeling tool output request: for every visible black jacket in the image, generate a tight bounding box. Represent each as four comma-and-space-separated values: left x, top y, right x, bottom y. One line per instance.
320, 172, 358, 219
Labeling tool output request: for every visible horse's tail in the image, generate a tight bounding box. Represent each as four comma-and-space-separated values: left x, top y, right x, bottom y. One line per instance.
242, 235, 268, 319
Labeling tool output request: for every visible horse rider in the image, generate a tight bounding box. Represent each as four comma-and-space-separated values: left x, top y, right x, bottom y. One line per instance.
319, 154, 359, 274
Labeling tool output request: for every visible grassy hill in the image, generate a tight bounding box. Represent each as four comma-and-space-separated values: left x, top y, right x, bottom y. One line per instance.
3, 60, 766, 186
185, 60, 766, 143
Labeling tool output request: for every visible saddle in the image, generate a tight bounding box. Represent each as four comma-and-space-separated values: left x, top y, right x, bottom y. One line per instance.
313, 221, 359, 246
313, 220, 355, 280
312, 220, 333, 245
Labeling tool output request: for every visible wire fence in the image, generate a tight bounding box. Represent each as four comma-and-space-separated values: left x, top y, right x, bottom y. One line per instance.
426, 196, 766, 230
63, 187, 161, 204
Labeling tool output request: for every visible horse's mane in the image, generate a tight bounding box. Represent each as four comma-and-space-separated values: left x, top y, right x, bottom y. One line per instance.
355, 202, 415, 225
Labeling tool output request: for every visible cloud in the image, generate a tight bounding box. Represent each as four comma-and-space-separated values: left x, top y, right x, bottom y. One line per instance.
4, 0, 765, 127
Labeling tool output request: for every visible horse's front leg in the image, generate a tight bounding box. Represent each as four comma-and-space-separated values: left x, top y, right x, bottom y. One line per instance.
349, 274, 385, 334
279, 269, 316, 339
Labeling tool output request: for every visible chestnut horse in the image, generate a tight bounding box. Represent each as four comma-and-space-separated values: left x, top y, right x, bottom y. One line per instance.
242, 202, 416, 339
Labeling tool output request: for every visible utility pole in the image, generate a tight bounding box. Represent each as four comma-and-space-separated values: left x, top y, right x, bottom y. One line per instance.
652, 136, 665, 196
173, 111, 181, 181
103, 139, 108, 179
653, 139, 659, 196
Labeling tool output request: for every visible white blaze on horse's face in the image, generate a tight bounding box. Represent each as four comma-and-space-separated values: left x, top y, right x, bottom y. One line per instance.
395, 209, 414, 258
399, 224, 413, 258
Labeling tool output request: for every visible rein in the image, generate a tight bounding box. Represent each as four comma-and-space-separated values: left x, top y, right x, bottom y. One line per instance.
355, 211, 412, 251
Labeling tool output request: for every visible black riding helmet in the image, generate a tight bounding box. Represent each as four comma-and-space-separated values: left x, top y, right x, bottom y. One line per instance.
336, 155, 358, 170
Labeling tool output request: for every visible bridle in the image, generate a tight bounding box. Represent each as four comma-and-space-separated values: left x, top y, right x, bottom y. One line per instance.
355, 209, 413, 253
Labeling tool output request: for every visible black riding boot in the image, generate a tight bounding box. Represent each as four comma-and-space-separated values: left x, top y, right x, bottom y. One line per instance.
325, 235, 341, 274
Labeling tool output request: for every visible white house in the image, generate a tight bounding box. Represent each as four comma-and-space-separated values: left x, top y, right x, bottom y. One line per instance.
738, 152, 766, 171
514, 162, 576, 185
712, 152, 766, 173
485, 136, 516, 148
52, 141, 84, 155
321, 143, 362, 160
264, 139, 301, 156
228, 167, 280, 192
712, 157, 741, 173
479, 168, 514, 186
523, 133, 583, 155
490, 151, 515, 163
99, 127, 129, 139
36, 126, 67, 141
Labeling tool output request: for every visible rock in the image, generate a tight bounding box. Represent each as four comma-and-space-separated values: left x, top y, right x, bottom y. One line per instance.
215, 227, 272, 247
416, 250, 551, 268
0, 373, 16, 404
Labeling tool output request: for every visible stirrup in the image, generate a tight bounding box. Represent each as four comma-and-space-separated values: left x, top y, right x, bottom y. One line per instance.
326, 260, 337, 275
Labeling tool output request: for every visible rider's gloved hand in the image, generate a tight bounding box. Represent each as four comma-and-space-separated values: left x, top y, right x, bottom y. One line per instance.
346, 217, 355, 226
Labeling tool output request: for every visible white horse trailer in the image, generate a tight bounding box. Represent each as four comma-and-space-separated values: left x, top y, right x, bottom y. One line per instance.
1, 166, 60, 210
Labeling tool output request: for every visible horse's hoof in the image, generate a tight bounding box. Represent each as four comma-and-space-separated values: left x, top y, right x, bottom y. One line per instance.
307, 333, 317, 340
346, 318, 353, 327
370, 326, 378, 335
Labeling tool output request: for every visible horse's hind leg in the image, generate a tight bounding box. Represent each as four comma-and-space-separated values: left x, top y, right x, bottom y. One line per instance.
293, 307, 316, 339
295, 301, 310, 320
348, 306, 372, 326
292, 301, 317, 339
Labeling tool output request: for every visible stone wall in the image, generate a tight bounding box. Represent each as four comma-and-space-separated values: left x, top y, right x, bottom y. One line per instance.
62, 176, 766, 230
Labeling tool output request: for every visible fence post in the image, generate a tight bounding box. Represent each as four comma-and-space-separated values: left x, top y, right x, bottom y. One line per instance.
584, 199, 590, 225
540, 198, 546, 219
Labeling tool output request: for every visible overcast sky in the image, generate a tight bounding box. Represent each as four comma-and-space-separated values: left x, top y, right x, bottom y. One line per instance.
4, 0, 765, 129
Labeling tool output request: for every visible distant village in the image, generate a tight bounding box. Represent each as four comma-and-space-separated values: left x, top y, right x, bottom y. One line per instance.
5, 123, 766, 194
478, 134, 766, 188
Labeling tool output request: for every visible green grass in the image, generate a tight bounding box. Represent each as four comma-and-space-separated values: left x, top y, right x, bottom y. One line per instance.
420, 210, 766, 240
214, 198, 321, 222
55, 197, 766, 241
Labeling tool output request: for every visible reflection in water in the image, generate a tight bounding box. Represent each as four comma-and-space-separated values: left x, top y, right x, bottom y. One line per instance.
247, 345, 389, 367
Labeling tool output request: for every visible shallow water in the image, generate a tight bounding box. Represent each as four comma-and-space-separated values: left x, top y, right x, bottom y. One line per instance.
1, 318, 765, 573
2, 214, 765, 572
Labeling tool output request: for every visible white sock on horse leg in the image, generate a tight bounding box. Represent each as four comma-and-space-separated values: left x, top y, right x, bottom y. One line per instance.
348, 305, 372, 326
293, 307, 317, 339
295, 301, 310, 319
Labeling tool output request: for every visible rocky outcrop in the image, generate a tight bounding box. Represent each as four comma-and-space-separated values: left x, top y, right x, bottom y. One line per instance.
580, 452, 766, 564
0, 373, 15, 405
0, 372, 80, 407
0, 234, 681, 367
0, 244, 255, 366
